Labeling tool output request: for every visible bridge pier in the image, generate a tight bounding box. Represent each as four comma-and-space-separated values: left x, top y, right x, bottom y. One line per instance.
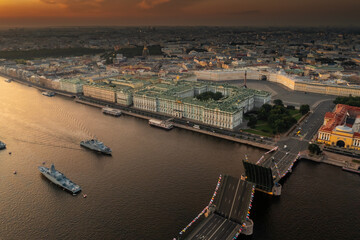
272, 183, 282, 196
241, 218, 254, 235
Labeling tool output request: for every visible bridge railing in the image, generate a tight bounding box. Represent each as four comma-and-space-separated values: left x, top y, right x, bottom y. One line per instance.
178, 174, 222, 238
232, 185, 255, 239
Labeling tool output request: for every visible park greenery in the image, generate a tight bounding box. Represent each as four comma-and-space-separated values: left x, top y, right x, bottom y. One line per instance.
0, 48, 106, 60
102, 45, 162, 63
334, 96, 360, 107
245, 99, 302, 136
300, 104, 310, 115
308, 143, 321, 155
196, 91, 223, 101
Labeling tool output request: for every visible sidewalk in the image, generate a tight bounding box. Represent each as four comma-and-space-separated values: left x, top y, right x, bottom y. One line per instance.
300, 149, 358, 168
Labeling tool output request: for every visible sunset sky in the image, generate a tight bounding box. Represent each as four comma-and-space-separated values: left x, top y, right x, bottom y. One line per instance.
0, 0, 359, 27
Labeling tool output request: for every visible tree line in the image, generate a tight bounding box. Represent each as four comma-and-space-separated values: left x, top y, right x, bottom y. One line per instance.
248, 99, 309, 134
196, 91, 223, 101
334, 96, 360, 107
0, 48, 105, 60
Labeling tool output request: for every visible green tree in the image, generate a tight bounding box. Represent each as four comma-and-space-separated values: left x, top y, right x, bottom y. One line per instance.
286, 105, 295, 110
308, 143, 321, 155
300, 104, 310, 115
283, 116, 297, 128
247, 116, 257, 128
262, 103, 272, 112
273, 99, 284, 106
257, 103, 272, 120
196, 91, 223, 101
214, 92, 223, 100
334, 96, 360, 107
274, 119, 287, 133
271, 105, 287, 115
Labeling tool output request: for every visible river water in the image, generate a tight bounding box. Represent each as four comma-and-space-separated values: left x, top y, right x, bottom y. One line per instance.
0, 78, 359, 240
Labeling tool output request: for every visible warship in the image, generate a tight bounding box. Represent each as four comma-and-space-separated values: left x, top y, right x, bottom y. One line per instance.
80, 139, 112, 155
38, 164, 81, 195
0, 140, 6, 150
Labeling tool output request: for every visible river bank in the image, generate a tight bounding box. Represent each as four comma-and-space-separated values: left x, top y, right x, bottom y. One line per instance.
300, 150, 360, 174
1, 72, 274, 151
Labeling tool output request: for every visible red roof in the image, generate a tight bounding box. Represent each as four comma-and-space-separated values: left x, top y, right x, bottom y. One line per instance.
354, 132, 360, 138
324, 112, 335, 119
320, 104, 360, 133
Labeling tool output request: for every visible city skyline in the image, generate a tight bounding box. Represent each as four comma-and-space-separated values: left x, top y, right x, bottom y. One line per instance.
0, 6, 360, 238
0, 0, 359, 27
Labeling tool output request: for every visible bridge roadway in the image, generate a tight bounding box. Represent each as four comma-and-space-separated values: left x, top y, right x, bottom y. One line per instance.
261, 100, 335, 182
183, 176, 254, 240
188, 214, 239, 240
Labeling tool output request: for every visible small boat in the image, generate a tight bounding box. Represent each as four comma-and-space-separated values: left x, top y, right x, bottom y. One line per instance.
42, 91, 55, 97
4, 79, 11, 83
102, 107, 121, 117
148, 119, 173, 130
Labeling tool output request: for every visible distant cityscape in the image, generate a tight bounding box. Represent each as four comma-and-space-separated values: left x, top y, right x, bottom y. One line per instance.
1, 26, 360, 240
0, 27, 359, 128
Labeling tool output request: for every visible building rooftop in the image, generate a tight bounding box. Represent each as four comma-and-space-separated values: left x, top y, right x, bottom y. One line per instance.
320, 104, 360, 136
60, 78, 84, 84
134, 80, 270, 112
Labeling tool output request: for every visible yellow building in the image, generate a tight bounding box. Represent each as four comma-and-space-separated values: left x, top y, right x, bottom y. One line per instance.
317, 104, 360, 150
83, 84, 117, 103
267, 73, 360, 97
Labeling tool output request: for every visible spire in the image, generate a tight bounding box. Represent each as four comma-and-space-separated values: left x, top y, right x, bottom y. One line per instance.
244, 70, 247, 88
142, 45, 149, 58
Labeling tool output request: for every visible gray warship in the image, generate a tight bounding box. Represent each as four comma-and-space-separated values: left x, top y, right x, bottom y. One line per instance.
38, 164, 81, 195
80, 139, 112, 155
0, 140, 6, 150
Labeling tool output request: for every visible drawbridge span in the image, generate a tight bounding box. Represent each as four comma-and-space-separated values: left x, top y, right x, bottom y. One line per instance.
178, 175, 255, 240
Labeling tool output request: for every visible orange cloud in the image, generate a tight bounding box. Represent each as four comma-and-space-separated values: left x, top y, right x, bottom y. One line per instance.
40, 0, 105, 9
137, 0, 170, 9
0, 0, 358, 27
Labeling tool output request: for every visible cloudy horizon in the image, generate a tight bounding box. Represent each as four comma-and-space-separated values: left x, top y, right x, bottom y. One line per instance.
0, 0, 359, 27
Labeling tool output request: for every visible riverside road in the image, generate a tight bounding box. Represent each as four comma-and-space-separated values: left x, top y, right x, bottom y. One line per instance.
262, 100, 335, 181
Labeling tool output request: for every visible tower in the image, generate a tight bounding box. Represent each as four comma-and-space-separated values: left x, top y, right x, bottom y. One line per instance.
244, 70, 247, 88
142, 45, 149, 58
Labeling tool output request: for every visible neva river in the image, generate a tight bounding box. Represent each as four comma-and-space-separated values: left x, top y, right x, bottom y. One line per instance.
0, 77, 359, 239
